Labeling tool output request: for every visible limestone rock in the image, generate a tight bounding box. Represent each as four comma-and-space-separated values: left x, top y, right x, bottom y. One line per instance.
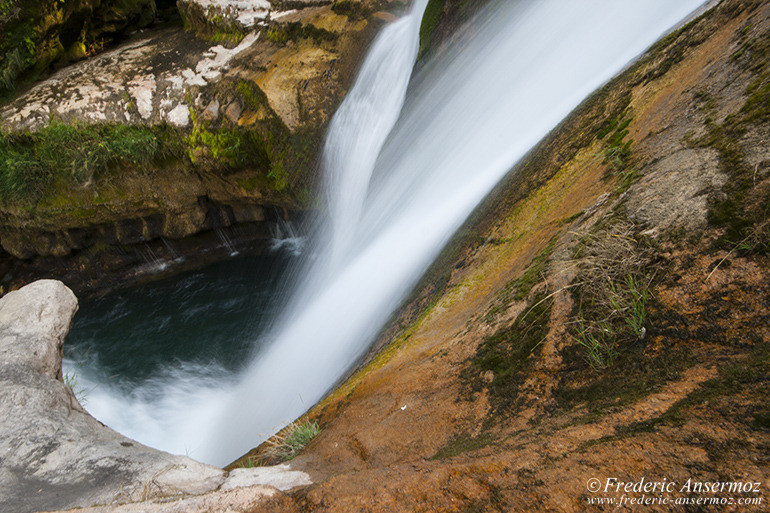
0, 0, 158, 97
178, 0, 272, 34
0, 29, 258, 132
202, 98, 221, 121
625, 148, 726, 232
221, 465, 313, 491
0, 280, 77, 378
51, 485, 282, 513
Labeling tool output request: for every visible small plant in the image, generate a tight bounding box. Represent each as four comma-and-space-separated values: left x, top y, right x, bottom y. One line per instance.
618, 276, 649, 338
569, 221, 653, 371
572, 317, 617, 371
265, 420, 320, 461
331, 1, 373, 21
63, 369, 87, 405
0, 120, 181, 201
242, 454, 265, 468
266, 22, 337, 45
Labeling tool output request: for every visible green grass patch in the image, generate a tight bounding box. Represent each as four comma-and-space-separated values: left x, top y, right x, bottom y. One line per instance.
0, 121, 181, 201
63, 368, 87, 405
556, 220, 693, 420
267, 420, 321, 461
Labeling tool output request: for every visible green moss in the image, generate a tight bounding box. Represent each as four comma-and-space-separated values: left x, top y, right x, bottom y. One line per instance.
266, 21, 338, 45
211, 29, 246, 46
331, 0, 373, 21
418, 0, 445, 59
430, 432, 496, 460
1, 0, 157, 99
696, 27, 770, 254
237, 175, 264, 192
638, 16, 705, 84
178, 1, 247, 46
585, 342, 769, 447
485, 236, 558, 321
185, 122, 270, 170
557, 332, 692, 425
464, 291, 553, 415
236, 81, 270, 111
509, 237, 557, 301
0, 0, 37, 96
595, 103, 638, 191
184, 80, 319, 196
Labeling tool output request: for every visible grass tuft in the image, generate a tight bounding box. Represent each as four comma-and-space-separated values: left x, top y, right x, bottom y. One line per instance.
568, 222, 652, 371
264, 420, 321, 461
63, 368, 87, 405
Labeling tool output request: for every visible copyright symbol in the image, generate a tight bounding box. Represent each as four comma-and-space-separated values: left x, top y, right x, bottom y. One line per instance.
587, 478, 602, 493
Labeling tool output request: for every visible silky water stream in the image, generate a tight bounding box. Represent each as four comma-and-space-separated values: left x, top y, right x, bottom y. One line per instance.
65, 0, 708, 465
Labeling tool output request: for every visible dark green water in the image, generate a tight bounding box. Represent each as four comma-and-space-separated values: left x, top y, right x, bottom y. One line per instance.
65, 253, 296, 387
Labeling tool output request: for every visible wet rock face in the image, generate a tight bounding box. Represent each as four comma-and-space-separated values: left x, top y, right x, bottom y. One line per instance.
0, 0, 401, 286
625, 148, 726, 232
176, 1, 332, 41
1, 0, 400, 133
177, 0, 272, 36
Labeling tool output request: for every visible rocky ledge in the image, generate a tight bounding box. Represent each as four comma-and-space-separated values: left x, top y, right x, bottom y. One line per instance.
0, 0, 404, 295
0, 280, 312, 513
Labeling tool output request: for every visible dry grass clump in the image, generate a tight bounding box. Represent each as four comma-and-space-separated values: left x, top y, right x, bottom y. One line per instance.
570, 221, 654, 370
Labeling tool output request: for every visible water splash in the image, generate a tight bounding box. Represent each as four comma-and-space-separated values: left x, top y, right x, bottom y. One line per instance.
215, 227, 239, 256
270, 218, 307, 257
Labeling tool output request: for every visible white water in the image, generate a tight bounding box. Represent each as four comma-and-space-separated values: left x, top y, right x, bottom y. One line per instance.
69, 0, 707, 465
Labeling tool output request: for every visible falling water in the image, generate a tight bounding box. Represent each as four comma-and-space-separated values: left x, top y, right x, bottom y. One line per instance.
215, 227, 239, 257
68, 0, 707, 465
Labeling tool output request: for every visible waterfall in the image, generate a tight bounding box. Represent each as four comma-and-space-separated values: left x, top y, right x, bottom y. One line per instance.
199, 0, 707, 464
69, 0, 707, 466
322, 0, 427, 265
